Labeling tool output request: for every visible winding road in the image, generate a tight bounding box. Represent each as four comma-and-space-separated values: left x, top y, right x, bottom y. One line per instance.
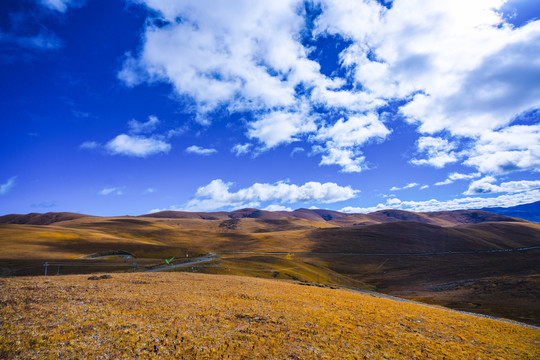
145, 256, 216, 273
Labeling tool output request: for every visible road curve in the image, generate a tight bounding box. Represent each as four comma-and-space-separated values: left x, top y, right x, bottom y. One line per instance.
146, 256, 216, 273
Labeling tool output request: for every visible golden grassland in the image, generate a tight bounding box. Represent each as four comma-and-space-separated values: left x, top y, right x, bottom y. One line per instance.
1, 273, 538, 359
1, 217, 539, 326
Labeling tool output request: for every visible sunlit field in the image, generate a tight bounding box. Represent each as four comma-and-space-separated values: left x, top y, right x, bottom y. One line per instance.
1, 272, 538, 359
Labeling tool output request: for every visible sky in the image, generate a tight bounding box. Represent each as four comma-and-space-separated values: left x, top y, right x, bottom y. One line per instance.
1, 0, 540, 216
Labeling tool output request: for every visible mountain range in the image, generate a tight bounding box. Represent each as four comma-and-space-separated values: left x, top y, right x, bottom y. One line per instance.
0, 201, 538, 325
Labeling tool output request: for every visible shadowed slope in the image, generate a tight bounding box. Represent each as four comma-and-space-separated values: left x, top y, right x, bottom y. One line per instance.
0, 212, 91, 225
142, 208, 527, 226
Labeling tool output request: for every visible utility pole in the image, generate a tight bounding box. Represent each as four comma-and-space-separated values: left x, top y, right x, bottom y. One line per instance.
44, 262, 48, 276
57, 264, 60, 275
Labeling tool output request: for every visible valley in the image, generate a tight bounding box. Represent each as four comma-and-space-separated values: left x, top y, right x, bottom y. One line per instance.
1, 207, 538, 326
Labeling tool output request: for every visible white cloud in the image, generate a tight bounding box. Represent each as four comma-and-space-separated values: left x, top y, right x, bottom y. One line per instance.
118, 1, 391, 172
315, 113, 390, 148
390, 183, 418, 191
464, 176, 540, 195
0, 176, 17, 195
420, 185, 429, 190
119, 1, 309, 112
121, 0, 540, 176
314, 113, 391, 172
128, 115, 159, 134
39, 0, 84, 13
318, 0, 540, 138
105, 134, 171, 157
410, 136, 459, 168
81, 116, 172, 157
318, 0, 540, 173
318, 147, 366, 173
185, 145, 217, 156
231, 143, 251, 156
79, 141, 100, 149
396, 191, 540, 213
463, 124, 540, 174
263, 204, 293, 212
99, 187, 123, 196
340, 203, 388, 214
247, 110, 316, 149
435, 172, 481, 186
182, 179, 360, 211
143, 188, 155, 194
342, 190, 540, 213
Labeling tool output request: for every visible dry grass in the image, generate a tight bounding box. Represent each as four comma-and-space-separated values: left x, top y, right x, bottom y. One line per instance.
1, 217, 539, 326
1, 273, 538, 359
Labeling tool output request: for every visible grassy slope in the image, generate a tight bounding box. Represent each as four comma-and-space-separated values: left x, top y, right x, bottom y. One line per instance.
1, 215, 539, 324
1, 273, 538, 359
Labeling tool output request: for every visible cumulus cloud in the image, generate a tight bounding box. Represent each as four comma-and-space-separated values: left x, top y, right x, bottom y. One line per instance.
318, 147, 366, 173
185, 145, 217, 156
99, 187, 123, 196
81, 116, 172, 157
120, 0, 540, 175
320, 0, 540, 173
0, 176, 17, 195
263, 204, 293, 212
248, 110, 317, 149
182, 179, 360, 211
435, 172, 481, 186
231, 143, 251, 156
464, 124, 540, 174
105, 134, 171, 157
341, 190, 540, 213
314, 113, 391, 172
118, 1, 391, 172
410, 137, 459, 168
464, 176, 540, 195
390, 183, 418, 191
128, 115, 159, 134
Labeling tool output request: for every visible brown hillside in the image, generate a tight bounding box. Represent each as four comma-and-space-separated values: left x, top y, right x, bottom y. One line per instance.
0, 209, 538, 324
143, 208, 527, 227
0, 212, 91, 225
309, 221, 540, 254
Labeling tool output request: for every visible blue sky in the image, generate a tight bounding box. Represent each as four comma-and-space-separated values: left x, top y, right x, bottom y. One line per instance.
1, 0, 539, 216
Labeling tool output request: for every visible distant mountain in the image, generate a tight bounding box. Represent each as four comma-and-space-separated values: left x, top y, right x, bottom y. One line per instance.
479, 201, 540, 223
142, 207, 525, 226
2, 205, 530, 227
0, 212, 90, 225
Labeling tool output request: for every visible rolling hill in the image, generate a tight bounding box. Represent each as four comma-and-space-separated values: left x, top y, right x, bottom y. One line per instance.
0, 205, 538, 325
0, 212, 91, 225
1, 272, 538, 359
